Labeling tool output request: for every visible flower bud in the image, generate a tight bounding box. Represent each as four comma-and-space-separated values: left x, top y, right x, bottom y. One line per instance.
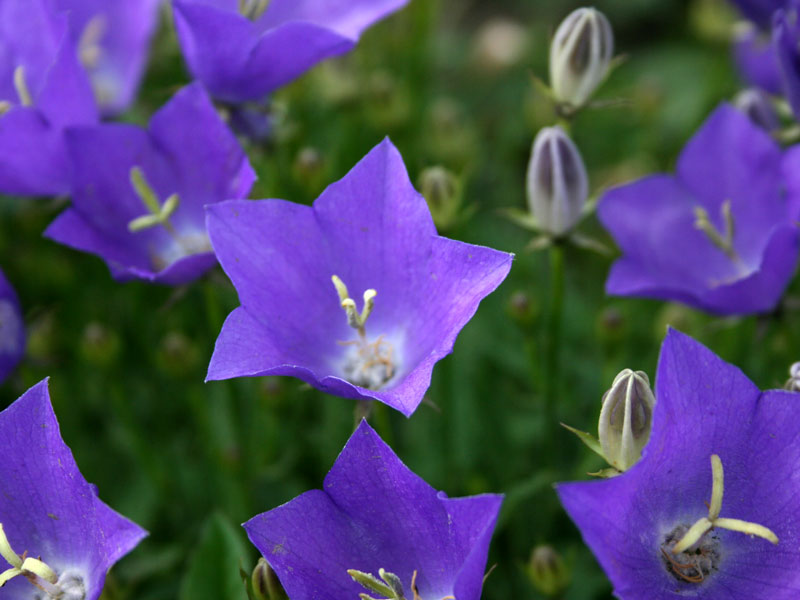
549, 7, 614, 110
526, 126, 588, 236
419, 166, 462, 230
785, 362, 800, 392
252, 558, 287, 600
527, 545, 569, 596
734, 88, 780, 132
598, 369, 655, 471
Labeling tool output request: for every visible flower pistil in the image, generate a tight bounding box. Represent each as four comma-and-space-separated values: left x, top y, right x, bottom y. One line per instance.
348, 568, 455, 600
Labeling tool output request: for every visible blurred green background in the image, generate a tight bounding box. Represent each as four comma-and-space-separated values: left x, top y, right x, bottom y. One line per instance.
2, 0, 799, 598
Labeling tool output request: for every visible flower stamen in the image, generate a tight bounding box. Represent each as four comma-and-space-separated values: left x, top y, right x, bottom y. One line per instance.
348, 568, 456, 600
238, 0, 270, 20
78, 16, 106, 70
693, 200, 741, 263
13, 66, 33, 107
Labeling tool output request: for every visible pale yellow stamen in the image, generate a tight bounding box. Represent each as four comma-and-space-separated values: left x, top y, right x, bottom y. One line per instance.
78, 15, 107, 69
0, 522, 60, 591
0, 524, 22, 569
331, 275, 377, 336
13, 66, 32, 107
672, 454, 779, 555
693, 200, 740, 263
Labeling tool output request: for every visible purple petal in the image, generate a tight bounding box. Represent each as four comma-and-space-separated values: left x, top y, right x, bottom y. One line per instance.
0, 268, 24, 382
734, 25, 783, 94
774, 2, 800, 121
243, 421, 501, 600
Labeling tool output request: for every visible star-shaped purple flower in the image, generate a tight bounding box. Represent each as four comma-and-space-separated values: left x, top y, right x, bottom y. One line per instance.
598, 103, 800, 315
244, 420, 502, 600
44, 82, 255, 285
0, 379, 146, 600
558, 329, 800, 599
206, 139, 513, 416
172, 0, 410, 103
0, 0, 97, 197
0, 268, 24, 383
54, 0, 161, 116
774, 0, 800, 120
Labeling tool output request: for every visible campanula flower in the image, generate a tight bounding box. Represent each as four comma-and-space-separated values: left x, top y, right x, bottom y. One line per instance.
728, 0, 786, 28
733, 24, 783, 94
774, 0, 800, 120
0, 379, 146, 600
598, 103, 800, 315
0, 268, 24, 383
206, 139, 513, 416
558, 329, 800, 599
0, 0, 97, 197
172, 0, 410, 103
45, 82, 255, 285
244, 420, 502, 600
54, 0, 161, 116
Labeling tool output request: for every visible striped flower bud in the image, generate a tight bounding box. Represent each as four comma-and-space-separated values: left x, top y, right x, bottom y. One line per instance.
598, 369, 655, 472
549, 8, 614, 110
526, 126, 588, 236
734, 88, 780, 132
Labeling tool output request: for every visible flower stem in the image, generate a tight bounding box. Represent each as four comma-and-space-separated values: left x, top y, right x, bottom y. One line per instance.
543, 244, 565, 421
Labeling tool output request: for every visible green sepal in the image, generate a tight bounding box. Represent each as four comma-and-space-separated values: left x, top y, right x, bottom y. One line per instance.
587, 467, 620, 478
498, 207, 540, 232
560, 423, 605, 460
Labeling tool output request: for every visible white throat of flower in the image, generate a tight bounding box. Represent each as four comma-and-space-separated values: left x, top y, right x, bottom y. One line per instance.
331, 275, 395, 390
670, 454, 778, 555
0, 523, 86, 600
0, 66, 34, 116
127, 166, 212, 268
348, 567, 455, 600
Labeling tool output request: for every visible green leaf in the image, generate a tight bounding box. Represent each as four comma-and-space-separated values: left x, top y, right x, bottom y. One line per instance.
179, 513, 251, 600
560, 423, 606, 460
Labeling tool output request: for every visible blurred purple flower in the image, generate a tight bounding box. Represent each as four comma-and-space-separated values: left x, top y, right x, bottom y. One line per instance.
45, 82, 255, 285
729, 0, 786, 28
244, 420, 502, 600
0, 379, 146, 600
774, 0, 800, 120
598, 104, 800, 315
733, 24, 783, 93
558, 329, 800, 599
0, 268, 24, 383
0, 0, 97, 197
206, 139, 512, 416
54, 0, 161, 116
172, 0, 410, 103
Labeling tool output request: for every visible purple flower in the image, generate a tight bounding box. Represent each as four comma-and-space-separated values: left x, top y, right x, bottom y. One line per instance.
244, 420, 502, 600
558, 329, 800, 599
44, 82, 255, 285
598, 103, 800, 315
774, 0, 800, 120
206, 139, 512, 416
729, 0, 786, 28
733, 24, 783, 94
172, 0, 410, 103
54, 0, 161, 116
0, 379, 146, 600
0, 268, 24, 383
0, 0, 97, 197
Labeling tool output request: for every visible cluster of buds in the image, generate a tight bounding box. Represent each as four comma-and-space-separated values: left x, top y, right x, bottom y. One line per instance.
563, 368, 656, 476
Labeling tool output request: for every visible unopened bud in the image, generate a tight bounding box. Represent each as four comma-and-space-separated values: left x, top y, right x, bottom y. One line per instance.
598, 369, 655, 471
252, 558, 287, 600
549, 8, 614, 110
785, 362, 800, 392
419, 166, 462, 230
734, 88, 780, 132
526, 126, 588, 236
527, 545, 569, 597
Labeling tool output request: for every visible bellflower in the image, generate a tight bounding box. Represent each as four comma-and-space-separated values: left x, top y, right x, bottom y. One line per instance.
728, 0, 786, 28
774, 0, 800, 120
733, 24, 783, 94
54, 0, 161, 116
172, 0, 410, 103
558, 329, 800, 599
0, 268, 24, 383
244, 420, 502, 600
0, 379, 146, 600
598, 103, 800, 315
206, 139, 512, 416
0, 0, 97, 197
45, 82, 255, 285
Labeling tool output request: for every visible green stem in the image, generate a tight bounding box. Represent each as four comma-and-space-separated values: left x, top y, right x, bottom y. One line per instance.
543, 244, 565, 421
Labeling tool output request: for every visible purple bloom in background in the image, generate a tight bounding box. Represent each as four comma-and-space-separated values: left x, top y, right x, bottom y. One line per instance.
0, 379, 146, 600
774, 0, 800, 120
0, 0, 97, 197
598, 103, 800, 315
54, 0, 161, 116
206, 139, 512, 416
734, 24, 783, 94
244, 420, 502, 600
45, 82, 255, 285
729, 0, 786, 28
172, 0, 410, 103
558, 329, 800, 599
0, 268, 24, 383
